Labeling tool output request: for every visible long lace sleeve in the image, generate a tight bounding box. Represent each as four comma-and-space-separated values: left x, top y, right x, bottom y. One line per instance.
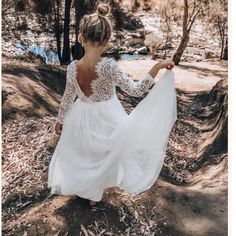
56, 63, 77, 124
110, 59, 155, 97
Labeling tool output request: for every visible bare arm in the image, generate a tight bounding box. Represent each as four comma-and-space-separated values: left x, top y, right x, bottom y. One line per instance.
148, 59, 175, 79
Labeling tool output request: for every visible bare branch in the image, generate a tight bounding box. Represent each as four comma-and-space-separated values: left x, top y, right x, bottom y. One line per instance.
187, 8, 200, 32
187, 1, 197, 27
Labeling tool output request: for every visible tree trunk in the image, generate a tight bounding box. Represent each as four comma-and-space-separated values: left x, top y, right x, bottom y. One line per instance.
72, 0, 85, 60
172, 34, 189, 65
53, 0, 62, 62
223, 37, 228, 60
110, 0, 125, 30
61, 0, 72, 64
172, 0, 200, 65
220, 34, 225, 60
172, 0, 189, 65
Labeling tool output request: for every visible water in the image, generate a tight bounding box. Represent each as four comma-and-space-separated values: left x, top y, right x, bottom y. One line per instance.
119, 53, 146, 60
15, 42, 148, 63
15, 42, 59, 63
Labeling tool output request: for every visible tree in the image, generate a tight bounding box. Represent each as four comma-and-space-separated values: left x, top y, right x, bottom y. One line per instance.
205, 0, 227, 60
52, 0, 62, 62
110, 0, 126, 30
215, 13, 227, 60
172, 0, 205, 65
72, 0, 96, 60
53, 0, 98, 63
158, 0, 176, 59
223, 37, 227, 60
72, 0, 85, 60
61, 0, 72, 64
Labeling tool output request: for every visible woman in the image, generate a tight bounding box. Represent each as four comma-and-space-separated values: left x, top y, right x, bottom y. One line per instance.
47, 3, 177, 206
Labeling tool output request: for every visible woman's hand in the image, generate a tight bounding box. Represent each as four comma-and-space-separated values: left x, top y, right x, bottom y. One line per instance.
55, 122, 63, 136
148, 58, 175, 79
159, 58, 175, 70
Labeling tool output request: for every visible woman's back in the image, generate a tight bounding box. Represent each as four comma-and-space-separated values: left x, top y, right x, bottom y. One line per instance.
75, 59, 101, 97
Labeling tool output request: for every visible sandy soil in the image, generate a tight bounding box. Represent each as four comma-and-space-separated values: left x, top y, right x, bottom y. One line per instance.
118, 57, 227, 91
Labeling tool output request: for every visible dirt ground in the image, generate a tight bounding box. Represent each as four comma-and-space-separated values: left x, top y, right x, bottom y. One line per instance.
2, 57, 227, 235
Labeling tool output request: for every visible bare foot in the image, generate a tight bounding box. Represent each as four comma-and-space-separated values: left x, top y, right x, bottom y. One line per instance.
89, 200, 97, 206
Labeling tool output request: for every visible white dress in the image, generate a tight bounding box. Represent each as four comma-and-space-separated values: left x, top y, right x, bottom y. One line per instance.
47, 57, 177, 201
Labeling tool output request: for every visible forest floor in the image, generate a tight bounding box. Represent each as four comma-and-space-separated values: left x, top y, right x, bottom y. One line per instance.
2, 56, 227, 236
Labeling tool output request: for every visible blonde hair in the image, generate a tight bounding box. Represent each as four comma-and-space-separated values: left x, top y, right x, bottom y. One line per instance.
79, 3, 112, 46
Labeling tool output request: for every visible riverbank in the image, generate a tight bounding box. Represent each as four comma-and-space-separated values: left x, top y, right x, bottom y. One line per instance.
2, 6, 222, 65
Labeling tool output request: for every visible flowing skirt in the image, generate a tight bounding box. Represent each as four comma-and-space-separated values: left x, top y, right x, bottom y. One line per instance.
47, 70, 177, 201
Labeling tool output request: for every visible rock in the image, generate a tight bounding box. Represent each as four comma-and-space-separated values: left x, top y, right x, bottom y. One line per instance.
160, 42, 173, 50
16, 19, 28, 31
125, 37, 144, 47
119, 46, 129, 52
136, 46, 148, 54
143, 2, 152, 11
27, 225, 37, 235
131, 32, 142, 38
123, 15, 144, 30
144, 32, 163, 58
104, 47, 121, 56
139, 29, 146, 37
127, 48, 136, 54
118, 50, 126, 54
144, 32, 163, 50
204, 51, 214, 59
130, 29, 145, 39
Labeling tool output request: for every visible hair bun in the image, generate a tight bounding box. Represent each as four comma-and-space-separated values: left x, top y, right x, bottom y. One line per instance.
97, 3, 110, 17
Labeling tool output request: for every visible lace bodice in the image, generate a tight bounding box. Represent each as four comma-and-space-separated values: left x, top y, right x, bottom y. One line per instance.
56, 57, 155, 124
